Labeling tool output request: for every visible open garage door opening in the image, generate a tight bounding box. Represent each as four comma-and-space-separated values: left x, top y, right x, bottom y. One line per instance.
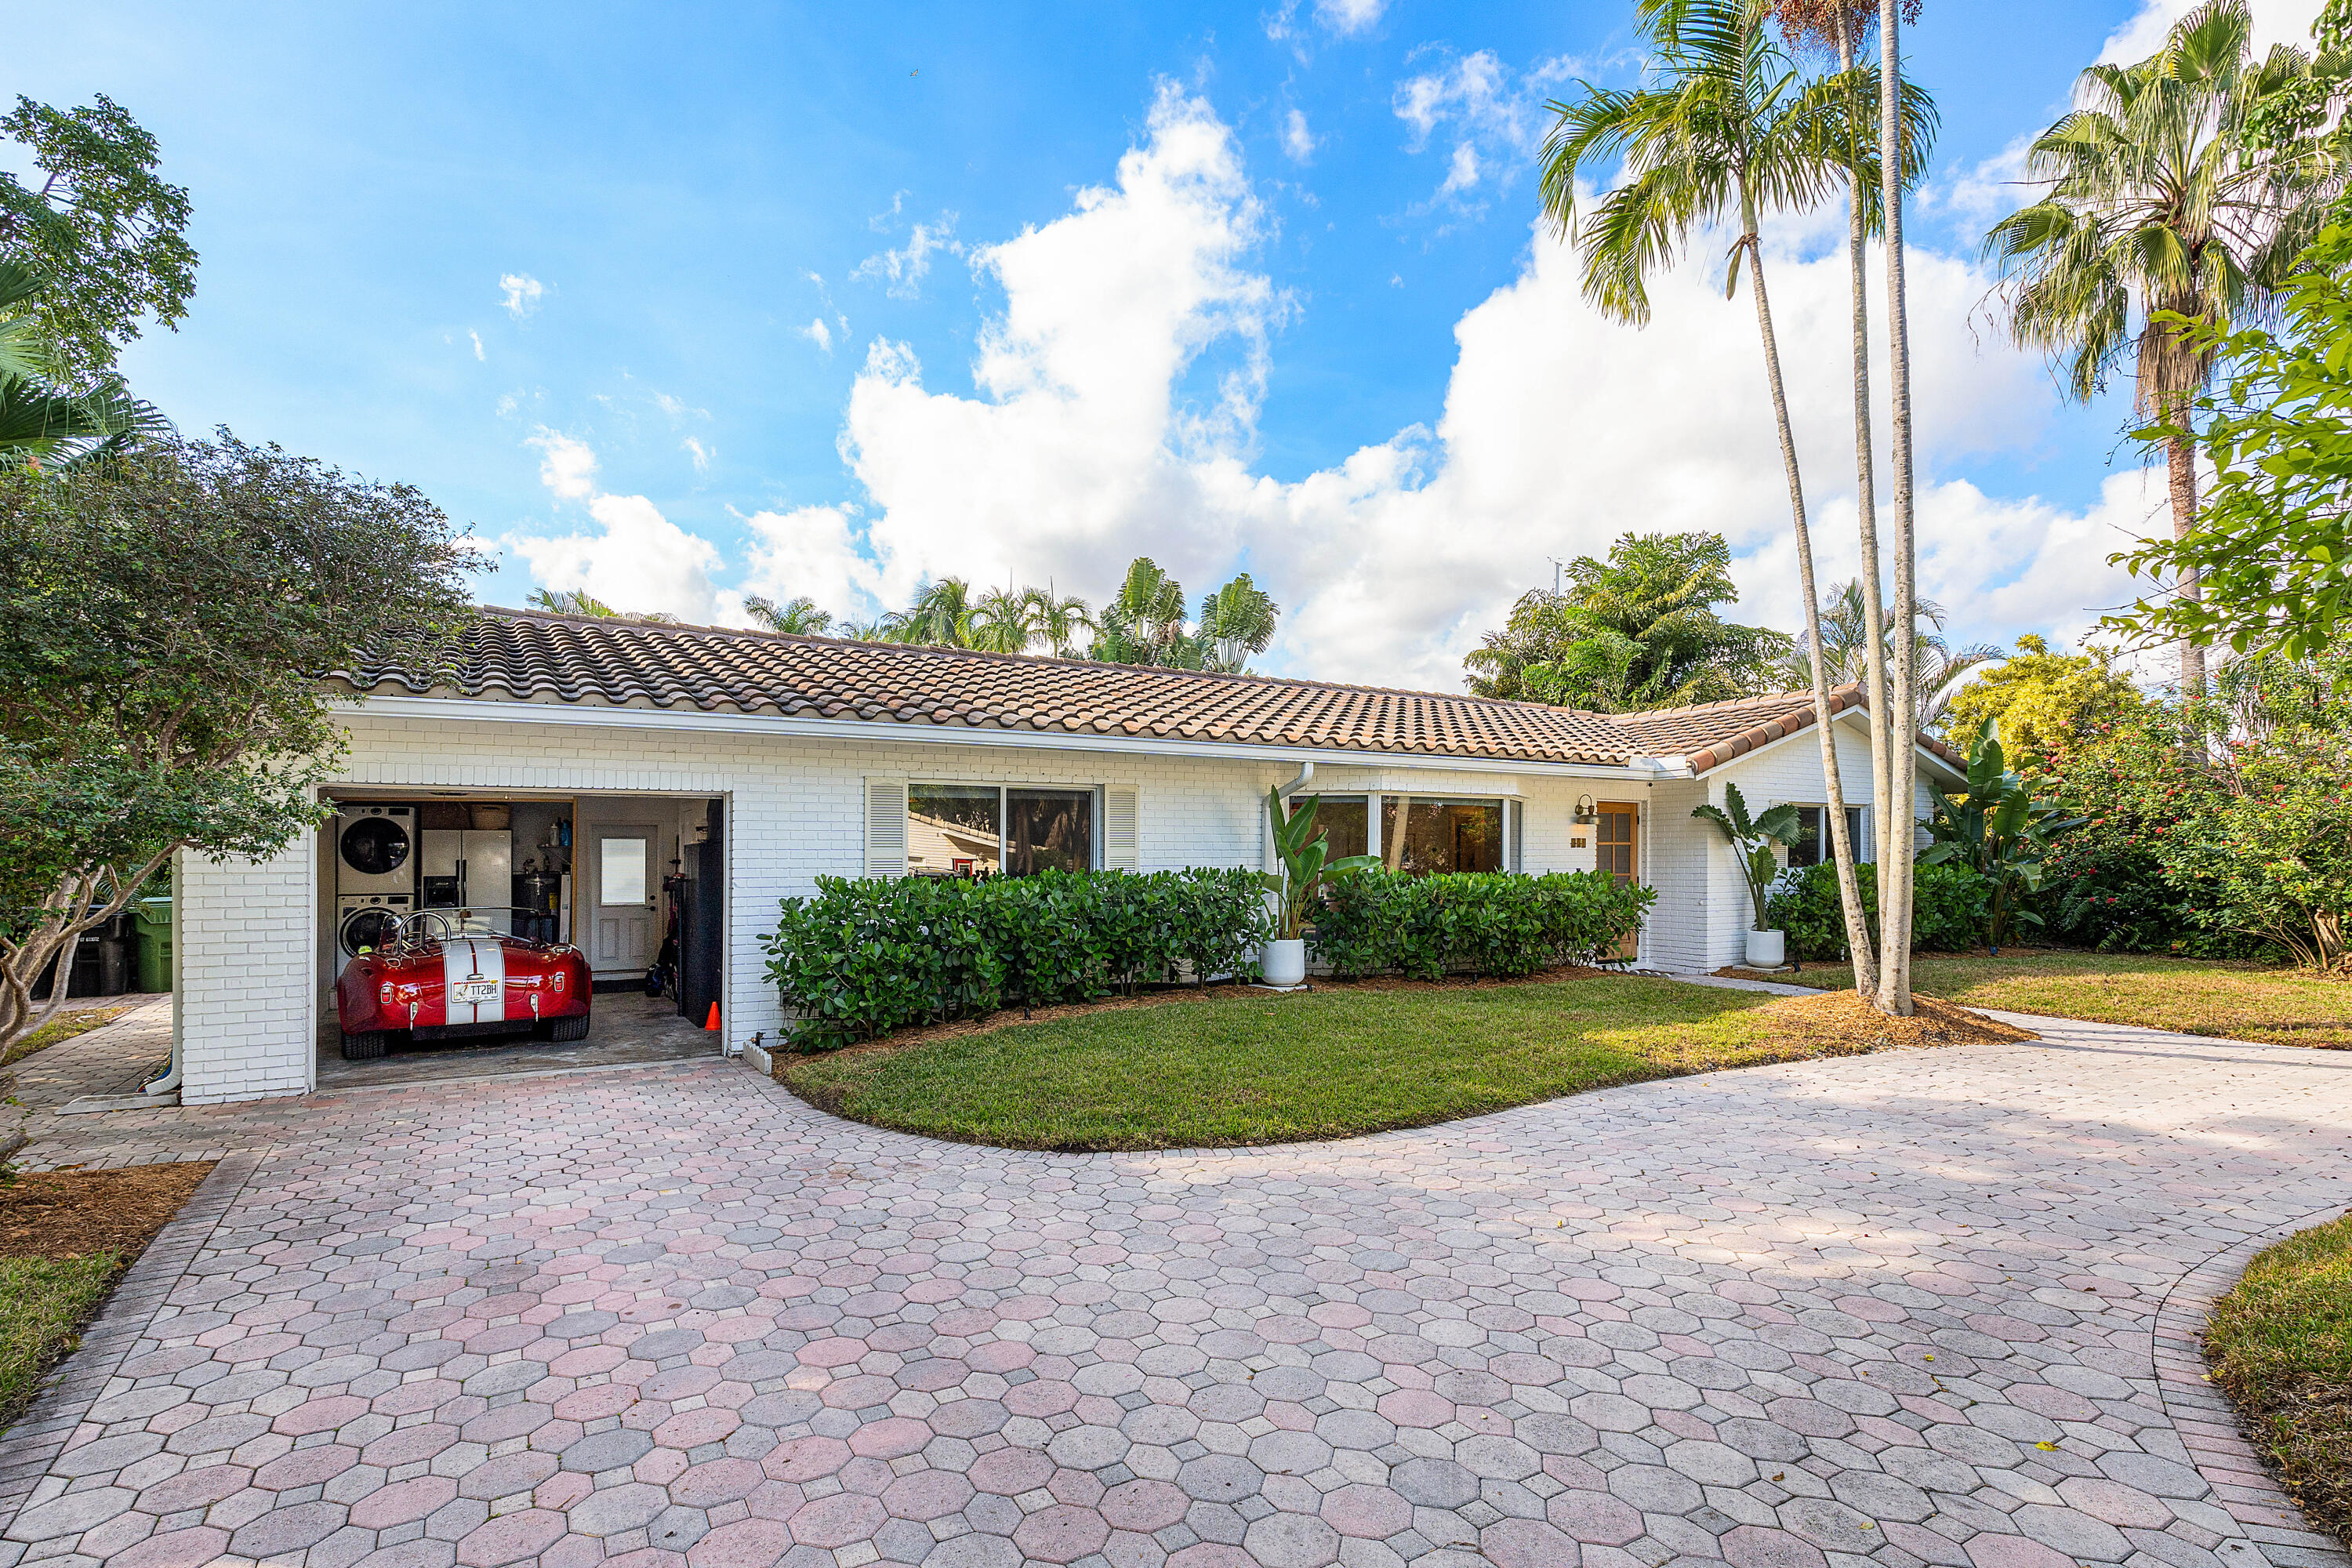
315, 789, 726, 1089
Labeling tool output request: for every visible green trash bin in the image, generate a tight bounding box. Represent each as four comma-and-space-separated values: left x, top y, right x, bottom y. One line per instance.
133, 895, 173, 993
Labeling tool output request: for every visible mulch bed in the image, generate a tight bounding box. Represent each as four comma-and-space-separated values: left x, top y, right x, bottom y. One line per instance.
1, 1163, 215, 1262
1751, 989, 2038, 1051
772, 964, 1635, 1074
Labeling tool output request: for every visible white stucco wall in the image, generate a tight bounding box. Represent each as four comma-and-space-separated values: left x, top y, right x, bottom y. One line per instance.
172, 702, 1937, 1102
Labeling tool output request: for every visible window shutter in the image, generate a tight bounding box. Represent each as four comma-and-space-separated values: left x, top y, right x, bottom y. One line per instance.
865, 778, 907, 879
1105, 785, 1139, 871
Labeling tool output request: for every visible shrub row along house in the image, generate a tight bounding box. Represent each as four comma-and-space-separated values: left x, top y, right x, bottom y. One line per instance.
168, 609, 1965, 1104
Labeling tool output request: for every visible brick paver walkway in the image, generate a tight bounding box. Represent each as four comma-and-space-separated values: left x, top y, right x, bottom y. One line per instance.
3, 1013, 2347, 1568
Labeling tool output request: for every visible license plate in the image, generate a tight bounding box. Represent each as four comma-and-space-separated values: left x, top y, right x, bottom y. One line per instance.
452, 980, 499, 1004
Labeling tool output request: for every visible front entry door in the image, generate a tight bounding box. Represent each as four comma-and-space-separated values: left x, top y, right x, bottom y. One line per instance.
592, 826, 657, 975
1596, 802, 1640, 959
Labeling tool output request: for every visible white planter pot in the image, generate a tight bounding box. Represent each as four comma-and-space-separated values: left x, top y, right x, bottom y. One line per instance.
1261, 938, 1307, 989
1744, 929, 1786, 969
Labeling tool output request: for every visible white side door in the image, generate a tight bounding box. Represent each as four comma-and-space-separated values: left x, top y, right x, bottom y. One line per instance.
591, 825, 658, 975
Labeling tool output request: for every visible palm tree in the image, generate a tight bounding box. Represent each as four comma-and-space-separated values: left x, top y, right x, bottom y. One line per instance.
1026, 586, 1095, 657
1090, 558, 1192, 665
743, 593, 834, 635
1196, 575, 1279, 673
966, 584, 1042, 654
0, 261, 162, 469
1544, 0, 1928, 985
1985, 0, 2344, 701
1772, 579, 1999, 728
880, 577, 978, 648
528, 588, 618, 617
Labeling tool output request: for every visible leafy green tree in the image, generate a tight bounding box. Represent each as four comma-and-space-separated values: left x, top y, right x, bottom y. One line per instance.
0, 96, 197, 383
1984, 0, 2346, 697
1774, 579, 2000, 728
1465, 532, 1788, 710
0, 434, 480, 1054
1940, 633, 2146, 771
743, 593, 834, 635
0, 260, 162, 468
1090, 558, 1192, 665
1544, 0, 1931, 985
2110, 218, 2352, 662
965, 585, 1044, 654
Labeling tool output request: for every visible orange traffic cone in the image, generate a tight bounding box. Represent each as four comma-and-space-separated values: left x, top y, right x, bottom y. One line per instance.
704, 1003, 720, 1032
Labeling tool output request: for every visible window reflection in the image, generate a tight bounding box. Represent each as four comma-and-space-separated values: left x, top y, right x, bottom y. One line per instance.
1379, 798, 1503, 874
909, 784, 1002, 877
1007, 789, 1093, 874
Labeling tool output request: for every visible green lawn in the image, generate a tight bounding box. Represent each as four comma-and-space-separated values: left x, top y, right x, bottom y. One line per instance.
2206, 1210, 2352, 1550
0, 1253, 121, 1434
1763, 953, 2352, 1047
782, 975, 1848, 1152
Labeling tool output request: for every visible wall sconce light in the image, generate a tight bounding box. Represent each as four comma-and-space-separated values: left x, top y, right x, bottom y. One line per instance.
1573, 794, 1596, 823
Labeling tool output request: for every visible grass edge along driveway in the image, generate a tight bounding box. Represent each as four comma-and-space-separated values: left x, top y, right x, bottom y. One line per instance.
1764, 952, 2352, 1049
2205, 1209, 2352, 1551
784, 973, 1906, 1152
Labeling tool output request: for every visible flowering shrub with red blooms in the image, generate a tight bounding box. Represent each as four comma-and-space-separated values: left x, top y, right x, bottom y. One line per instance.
2035, 712, 2252, 956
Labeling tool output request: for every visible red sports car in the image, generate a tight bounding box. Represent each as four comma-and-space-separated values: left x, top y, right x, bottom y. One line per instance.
336, 909, 591, 1059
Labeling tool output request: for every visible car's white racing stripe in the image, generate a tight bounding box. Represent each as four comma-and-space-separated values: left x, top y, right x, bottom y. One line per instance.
441, 938, 506, 1024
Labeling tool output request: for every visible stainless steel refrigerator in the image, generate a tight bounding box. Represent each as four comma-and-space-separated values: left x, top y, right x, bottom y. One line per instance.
419, 829, 513, 934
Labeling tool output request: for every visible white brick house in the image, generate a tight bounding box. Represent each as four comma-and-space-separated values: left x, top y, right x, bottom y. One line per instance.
169, 610, 1965, 1105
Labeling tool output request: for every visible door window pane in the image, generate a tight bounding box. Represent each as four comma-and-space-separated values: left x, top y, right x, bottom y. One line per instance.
909, 783, 1003, 877
601, 837, 647, 905
1007, 789, 1093, 874
1377, 799, 1504, 874
1290, 797, 1367, 860
1595, 805, 1636, 884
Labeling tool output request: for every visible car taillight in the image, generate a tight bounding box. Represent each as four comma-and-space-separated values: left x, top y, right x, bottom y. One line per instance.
379, 982, 392, 1003
551, 972, 564, 991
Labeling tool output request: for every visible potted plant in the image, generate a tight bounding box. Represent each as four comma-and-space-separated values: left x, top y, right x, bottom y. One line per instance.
1692, 783, 1803, 969
1259, 787, 1381, 988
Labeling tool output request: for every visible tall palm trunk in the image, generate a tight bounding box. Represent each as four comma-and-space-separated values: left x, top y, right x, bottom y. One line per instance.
1877, 0, 1919, 1016
1739, 188, 1873, 971
1836, 13, 1890, 1000
2165, 390, 2206, 697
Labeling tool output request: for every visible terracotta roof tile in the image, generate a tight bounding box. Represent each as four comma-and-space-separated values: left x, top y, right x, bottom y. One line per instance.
330, 610, 1954, 772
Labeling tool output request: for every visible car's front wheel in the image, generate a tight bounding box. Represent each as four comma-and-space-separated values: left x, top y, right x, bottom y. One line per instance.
544, 1014, 591, 1043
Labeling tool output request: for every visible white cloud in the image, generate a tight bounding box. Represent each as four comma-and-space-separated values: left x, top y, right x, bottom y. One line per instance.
468, 329, 485, 361
822, 89, 2147, 693
1314, 0, 1383, 35
499, 272, 545, 319
509, 430, 721, 620
801, 318, 834, 353
723, 505, 888, 626
1264, 0, 1384, 42
853, 216, 960, 299
2097, 0, 2322, 61
1280, 108, 1315, 164
684, 435, 713, 472
655, 391, 710, 421
837, 84, 1277, 608
1439, 143, 1480, 198
526, 428, 597, 500
1919, 134, 2033, 239
1391, 51, 1577, 209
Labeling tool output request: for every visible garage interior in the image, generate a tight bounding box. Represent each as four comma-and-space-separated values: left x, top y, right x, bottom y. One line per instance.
315, 788, 726, 1089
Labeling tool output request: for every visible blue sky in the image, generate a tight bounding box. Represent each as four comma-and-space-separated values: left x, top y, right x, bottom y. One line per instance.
17, 0, 2315, 688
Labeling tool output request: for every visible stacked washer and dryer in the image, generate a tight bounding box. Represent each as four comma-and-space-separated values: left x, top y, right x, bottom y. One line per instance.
334, 804, 417, 958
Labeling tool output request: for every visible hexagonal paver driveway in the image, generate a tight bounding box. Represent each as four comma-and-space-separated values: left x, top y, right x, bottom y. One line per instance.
4, 1011, 2350, 1568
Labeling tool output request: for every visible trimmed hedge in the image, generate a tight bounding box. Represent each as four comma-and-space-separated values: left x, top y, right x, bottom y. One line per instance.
764, 868, 1267, 1050
1309, 869, 1655, 980
1763, 860, 1991, 961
